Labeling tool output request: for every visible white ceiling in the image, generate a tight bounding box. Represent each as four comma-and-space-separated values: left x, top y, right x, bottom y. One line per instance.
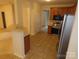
34, 0, 75, 2
0, 0, 77, 5
34, 0, 77, 5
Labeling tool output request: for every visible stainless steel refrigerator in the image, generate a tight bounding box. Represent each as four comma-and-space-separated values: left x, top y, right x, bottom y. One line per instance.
57, 14, 75, 59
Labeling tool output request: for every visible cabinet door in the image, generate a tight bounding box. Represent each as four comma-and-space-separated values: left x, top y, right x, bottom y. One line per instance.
24, 35, 30, 54
48, 26, 52, 34
50, 8, 58, 15
50, 8, 58, 20
71, 6, 76, 14
67, 7, 71, 14
67, 6, 76, 15
62, 7, 68, 15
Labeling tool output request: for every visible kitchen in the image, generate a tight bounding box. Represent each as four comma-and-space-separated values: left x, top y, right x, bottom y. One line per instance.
48, 5, 76, 35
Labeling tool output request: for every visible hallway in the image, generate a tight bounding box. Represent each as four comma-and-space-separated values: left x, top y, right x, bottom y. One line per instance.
25, 32, 59, 59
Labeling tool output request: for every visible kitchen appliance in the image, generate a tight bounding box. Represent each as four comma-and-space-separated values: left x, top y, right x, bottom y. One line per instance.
51, 15, 63, 34
57, 14, 75, 59
52, 21, 62, 34
53, 15, 63, 21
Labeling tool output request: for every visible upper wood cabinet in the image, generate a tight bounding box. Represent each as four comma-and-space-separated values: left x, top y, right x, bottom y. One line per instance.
61, 7, 68, 15
50, 8, 58, 15
50, 5, 76, 20
69, 6, 76, 14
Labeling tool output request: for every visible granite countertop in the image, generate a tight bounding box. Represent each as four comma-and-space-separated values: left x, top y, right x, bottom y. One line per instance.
48, 20, 53, 26
48, 20, 62, 29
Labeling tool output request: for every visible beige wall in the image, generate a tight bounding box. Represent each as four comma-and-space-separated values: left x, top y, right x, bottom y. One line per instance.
66, 6, 77, 59
0, 4, 14, 28
23, 2, 31, 34
30, 2, 41, 35
22, 2, 41, 35
14, 0, 24, 28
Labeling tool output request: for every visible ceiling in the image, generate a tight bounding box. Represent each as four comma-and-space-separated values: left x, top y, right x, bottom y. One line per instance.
0, 0, 77, 5
32, 0, 77, 5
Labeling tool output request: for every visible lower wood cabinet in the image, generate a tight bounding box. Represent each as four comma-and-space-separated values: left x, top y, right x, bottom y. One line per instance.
48, 26, 52, 34
24, 35, 30, 54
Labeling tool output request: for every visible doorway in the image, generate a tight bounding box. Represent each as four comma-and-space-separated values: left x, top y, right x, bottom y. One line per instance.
41, 10, 49, 32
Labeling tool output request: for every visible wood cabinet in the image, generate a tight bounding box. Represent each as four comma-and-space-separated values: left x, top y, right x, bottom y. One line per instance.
69, 6, 76, 14
24, 35, 30, 54
61, 7, 68, 15
48, 26, 52, 34
50, 5, 76, 20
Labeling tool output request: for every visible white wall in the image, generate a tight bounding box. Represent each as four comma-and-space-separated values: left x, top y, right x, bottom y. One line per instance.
0, 4, 14, 28
66, 6, 78, 59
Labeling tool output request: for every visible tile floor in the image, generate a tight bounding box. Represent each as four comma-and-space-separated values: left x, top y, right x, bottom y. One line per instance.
25, 32, 59, 59
0, 32, 59, 59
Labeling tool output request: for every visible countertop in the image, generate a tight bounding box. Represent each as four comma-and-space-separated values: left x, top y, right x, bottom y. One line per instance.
0, 25, 29, 36
0, 25, 26, 32
48, 20, 53, 26
48, 20, 62, 29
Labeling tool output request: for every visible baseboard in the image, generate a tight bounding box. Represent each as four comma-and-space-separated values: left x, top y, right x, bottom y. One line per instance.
30, 31, 41, 36
13, 53, 25, 59
41, 26, 48, 31
30, 33, 36, 36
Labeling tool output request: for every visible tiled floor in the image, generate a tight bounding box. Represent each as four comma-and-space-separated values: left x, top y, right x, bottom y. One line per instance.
0, 32, 59, 59
25, 32, 59, 59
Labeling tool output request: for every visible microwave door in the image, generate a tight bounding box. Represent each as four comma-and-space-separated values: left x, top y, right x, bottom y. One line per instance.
57, 14, 75, 59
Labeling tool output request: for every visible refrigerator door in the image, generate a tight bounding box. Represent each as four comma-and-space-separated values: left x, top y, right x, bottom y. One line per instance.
57, 14, 75, 59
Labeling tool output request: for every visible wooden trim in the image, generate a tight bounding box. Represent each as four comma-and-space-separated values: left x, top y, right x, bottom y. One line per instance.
1, 12, 6, 28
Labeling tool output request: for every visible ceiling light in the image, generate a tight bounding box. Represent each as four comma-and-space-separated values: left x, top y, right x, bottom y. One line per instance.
45, 0, 51, 2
